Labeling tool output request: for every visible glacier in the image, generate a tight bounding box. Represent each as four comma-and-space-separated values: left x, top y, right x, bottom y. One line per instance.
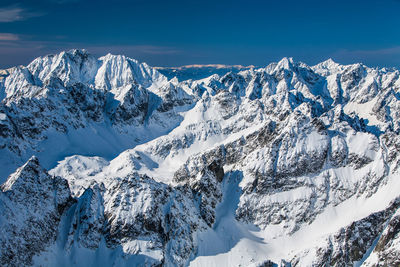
1, 49, 400, 266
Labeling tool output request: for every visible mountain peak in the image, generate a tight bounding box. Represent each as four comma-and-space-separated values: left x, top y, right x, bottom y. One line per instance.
68, 48, 89, 55
276, 57, 294, 70
317, 58, 338, 67
101, 52, 133, 62
96, 52, 166, 90
264, 57, 296, 73
312, 58, 344, 75
57, 48, 90, 59
1, 156, 44, 192
31, 48, 92, 66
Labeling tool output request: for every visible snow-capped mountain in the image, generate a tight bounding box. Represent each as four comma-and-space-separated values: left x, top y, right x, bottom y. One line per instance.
0, 49, 193, 180
1, 50, 400, 266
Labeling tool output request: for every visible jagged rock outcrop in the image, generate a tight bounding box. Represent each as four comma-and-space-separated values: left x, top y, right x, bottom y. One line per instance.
0, 157, 72, 266
292, 198, 400, 266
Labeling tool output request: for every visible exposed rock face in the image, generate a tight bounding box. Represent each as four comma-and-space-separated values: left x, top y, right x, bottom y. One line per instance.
0, 157, 207, 266
0, 157, 72, 266
60, 173, 207, 266
292, 198, 400, 266
2, 52, 400, 266
369, 214, 400, 266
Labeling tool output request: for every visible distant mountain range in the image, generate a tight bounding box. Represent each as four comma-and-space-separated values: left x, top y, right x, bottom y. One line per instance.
156, 64, 255, 81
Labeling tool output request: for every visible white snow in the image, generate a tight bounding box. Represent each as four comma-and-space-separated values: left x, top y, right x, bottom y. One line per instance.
190, 170, 400, 266
344, 97, 383, 127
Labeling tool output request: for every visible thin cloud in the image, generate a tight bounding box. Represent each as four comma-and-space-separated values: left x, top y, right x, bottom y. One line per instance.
0, 37, 182, 56
0, 5, 44, 22
0, 33, 19, 41
86, 45, 182, 56
332, 46, 400, 68
129, 45, 181, 55
334, 46, 400, 58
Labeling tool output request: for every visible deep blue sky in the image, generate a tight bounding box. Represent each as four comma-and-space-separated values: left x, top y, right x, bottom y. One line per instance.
0, 0, 400, 68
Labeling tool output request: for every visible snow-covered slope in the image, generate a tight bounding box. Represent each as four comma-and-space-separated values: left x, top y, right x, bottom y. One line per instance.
1, 51, 400, 266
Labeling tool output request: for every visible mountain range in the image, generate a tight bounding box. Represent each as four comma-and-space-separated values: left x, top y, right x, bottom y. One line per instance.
1, 49, 400, 266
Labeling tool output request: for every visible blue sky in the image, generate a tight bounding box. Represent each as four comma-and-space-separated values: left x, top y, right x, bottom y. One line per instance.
0, 0, 400, 68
